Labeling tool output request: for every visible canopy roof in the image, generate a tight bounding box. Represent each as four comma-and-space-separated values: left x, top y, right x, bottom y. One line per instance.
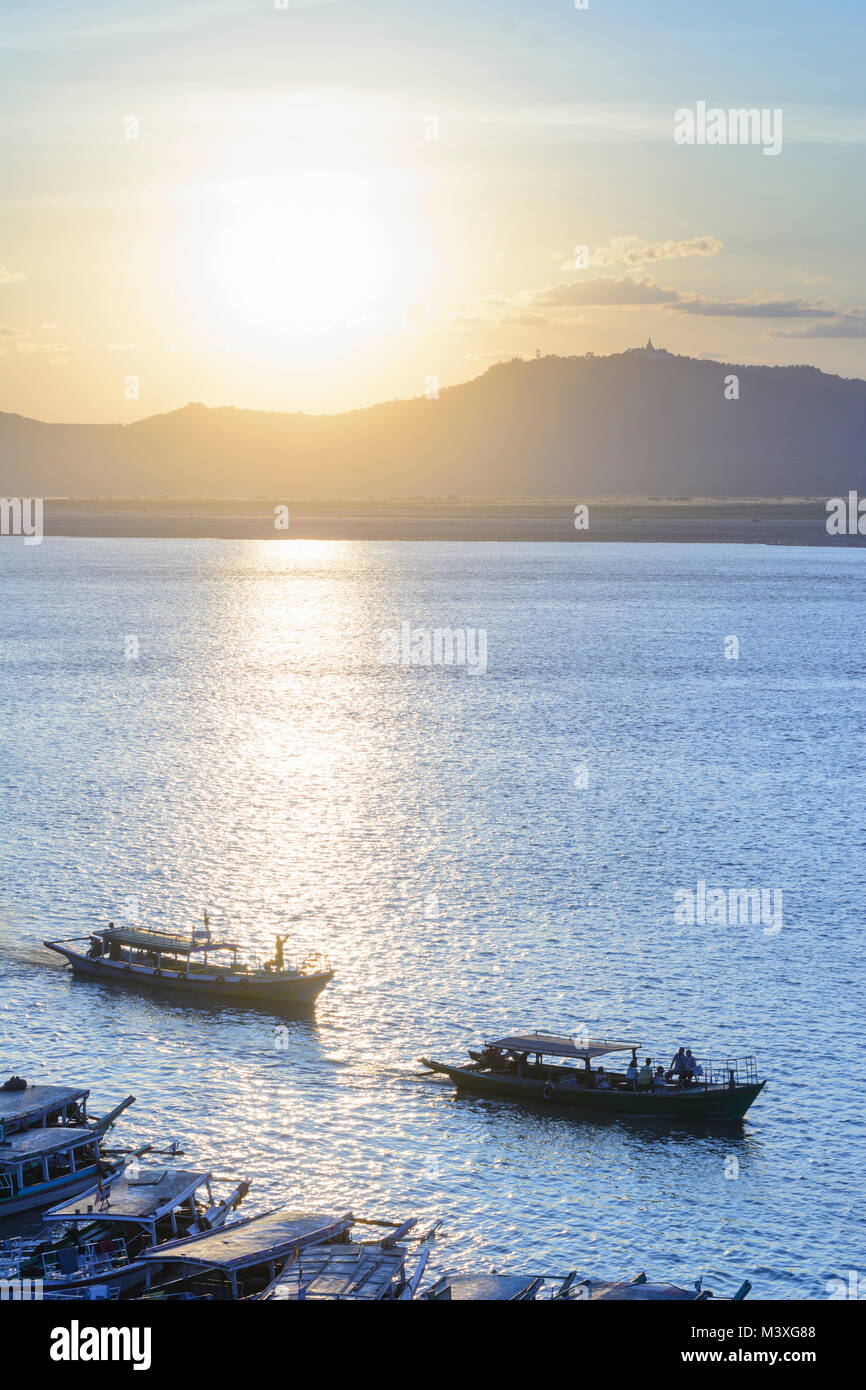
486, 1032, 641, 1061
45, 1168, 209, 1225
142, 1207, 352, 1271
0, 1084, 88, 1128
0, 1125, 97, 1165
440, 1274, 541, 1301
99, 926, 239, 955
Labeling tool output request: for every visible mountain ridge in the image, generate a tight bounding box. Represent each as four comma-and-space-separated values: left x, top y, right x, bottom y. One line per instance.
2, 349, 864, 498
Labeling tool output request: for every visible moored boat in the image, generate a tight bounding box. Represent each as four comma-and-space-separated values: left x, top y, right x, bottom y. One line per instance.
0, 1095, 134, 1220
420, 1030, 766, 1121
0, 1083, 91, 1139
45, 922, 334, 1008
141, 1206, 355, 1299
15, 1165, 250, 1298
259, 1217, 430, 1301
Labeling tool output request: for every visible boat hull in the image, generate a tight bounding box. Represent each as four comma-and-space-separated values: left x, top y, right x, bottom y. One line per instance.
47, 944, 333, 1007
420, 1061, 765, 1121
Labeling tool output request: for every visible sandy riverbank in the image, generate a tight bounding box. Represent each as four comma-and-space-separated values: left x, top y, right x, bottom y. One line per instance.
16, 497, 866, 545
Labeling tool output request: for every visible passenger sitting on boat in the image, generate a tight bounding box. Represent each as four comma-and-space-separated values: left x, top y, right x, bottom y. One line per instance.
637, 1058, 653, 1090
653, 1067, 668, 1091
626, 1059, 638, 1091
683, 1050, 703, 1085
595, 1067, 611, 1090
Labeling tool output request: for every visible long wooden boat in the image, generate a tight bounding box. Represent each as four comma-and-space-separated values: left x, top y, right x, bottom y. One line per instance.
14, 1166, 250, 1298
45, 923, 334, 1008
0, 1094, 134, 1219
420, 1031, 766, 1121
141, 1206, 355, 1299
259, 1218, 429, 1301
423, 1270, 751, 1301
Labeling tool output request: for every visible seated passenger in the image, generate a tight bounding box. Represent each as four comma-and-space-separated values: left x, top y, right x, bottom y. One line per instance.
595, 1067, 611, 1090
625, 1059, 638, 1091
652, 1066, 668, 1091
683, 1049, 703, 1085
637, 1058, 653, 1090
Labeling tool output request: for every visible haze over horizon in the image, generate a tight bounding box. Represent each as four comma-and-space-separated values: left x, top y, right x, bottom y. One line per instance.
2, 0, 866, 425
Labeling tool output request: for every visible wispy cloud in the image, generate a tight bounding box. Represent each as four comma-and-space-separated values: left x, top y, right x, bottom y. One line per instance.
770, 312, 866, 338
670, 292, 837, 319
571, 234, 724, 271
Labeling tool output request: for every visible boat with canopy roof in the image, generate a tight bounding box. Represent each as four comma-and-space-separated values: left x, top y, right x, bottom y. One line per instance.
10, 1165, 250, 1298
44, 922, 333, 1007
419, 1030, 766, 1121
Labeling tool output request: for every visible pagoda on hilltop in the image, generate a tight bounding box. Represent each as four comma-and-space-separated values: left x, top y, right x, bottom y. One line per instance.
630, 337, 673, 357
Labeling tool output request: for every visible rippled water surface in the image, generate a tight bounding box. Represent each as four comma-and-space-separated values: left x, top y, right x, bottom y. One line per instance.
1, 539, 864, 1298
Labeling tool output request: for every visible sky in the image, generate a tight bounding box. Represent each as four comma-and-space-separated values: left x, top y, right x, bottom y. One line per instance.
1, 0, 865, 422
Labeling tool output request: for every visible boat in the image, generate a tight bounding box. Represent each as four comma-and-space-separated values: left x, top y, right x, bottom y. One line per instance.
44, 923, 334, 1008
13, 1165, 250, 1298
549, 1271, 752, 1301
141, 1206, 355, 1299
423, 1270, 751, 1301
0, 1095, 134, 1219
0, 1083, 91, 1139
423, 1272, 543, 1301
259, 1217, 431, 1301
419, 1031, 766, 1121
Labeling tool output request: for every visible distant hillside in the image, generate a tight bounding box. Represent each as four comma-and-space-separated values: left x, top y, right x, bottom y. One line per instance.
2, 350, 865, 498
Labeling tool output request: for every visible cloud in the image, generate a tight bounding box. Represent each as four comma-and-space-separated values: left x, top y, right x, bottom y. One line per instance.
0, 264, 26, 285
585, 234, 724, 269
669, 291, 837, 319
770, 312, 866, 339
537, 275, 682, 308
0, 325, 26, 337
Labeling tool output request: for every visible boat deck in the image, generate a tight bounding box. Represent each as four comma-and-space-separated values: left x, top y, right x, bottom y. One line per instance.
267, 1241, 407, 1299
46, 1169, 210, 1223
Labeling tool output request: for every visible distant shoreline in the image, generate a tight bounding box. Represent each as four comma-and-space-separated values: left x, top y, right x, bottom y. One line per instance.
12, 498, 866, 545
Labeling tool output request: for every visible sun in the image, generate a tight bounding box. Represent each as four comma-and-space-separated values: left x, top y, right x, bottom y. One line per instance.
202, 172, 396, 339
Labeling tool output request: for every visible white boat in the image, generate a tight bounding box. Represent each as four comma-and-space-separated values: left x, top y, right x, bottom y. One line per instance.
45, 924, 333, 1008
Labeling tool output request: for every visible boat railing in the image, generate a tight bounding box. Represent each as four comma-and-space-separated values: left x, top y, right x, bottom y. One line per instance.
230, 949, 331, 978
0, 1237, 22, 1279
690, 1055, 759, 1088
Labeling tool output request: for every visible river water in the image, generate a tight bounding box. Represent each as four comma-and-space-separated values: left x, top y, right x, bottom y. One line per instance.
1, 538, 863, 1298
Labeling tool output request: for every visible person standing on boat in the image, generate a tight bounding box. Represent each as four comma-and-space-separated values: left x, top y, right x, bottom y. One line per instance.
274, 934, 288, 973
626, 1058, 639, 1091
203, 910, 211, 942
667, 1047, 687, 1084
